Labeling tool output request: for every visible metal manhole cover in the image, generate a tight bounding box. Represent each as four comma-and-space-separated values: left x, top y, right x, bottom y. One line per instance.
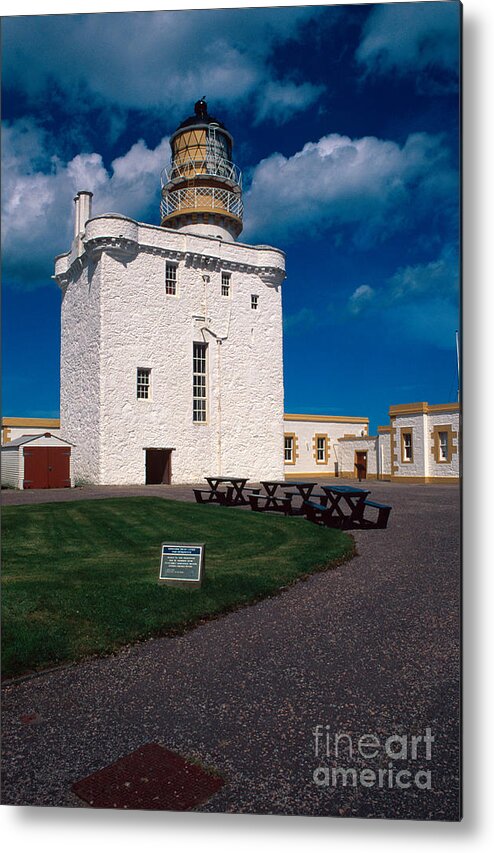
71, 743, 224, 811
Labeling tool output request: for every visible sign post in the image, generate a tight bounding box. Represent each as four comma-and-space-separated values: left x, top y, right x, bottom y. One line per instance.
158, 543, 205, 588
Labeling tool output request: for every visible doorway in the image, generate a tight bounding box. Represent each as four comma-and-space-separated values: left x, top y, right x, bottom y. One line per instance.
355, 451, 367, 481
23, 446, 71, 489
145, 449, 172, 484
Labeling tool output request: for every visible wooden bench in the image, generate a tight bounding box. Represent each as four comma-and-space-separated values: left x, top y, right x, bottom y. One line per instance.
362, 500, 392, 529
193, 488, 228, 505
303, 500, 334, 525
248, 494, 293, 515
223, 485, 261, 506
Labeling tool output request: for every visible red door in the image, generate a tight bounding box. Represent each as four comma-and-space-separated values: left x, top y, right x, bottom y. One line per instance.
145, 449, 172, 484
23, 447, 71, 489
48, 447, 71, 488
355, 451, 367, 480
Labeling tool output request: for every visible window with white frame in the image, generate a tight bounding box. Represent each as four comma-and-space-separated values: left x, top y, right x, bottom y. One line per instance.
317, 436, 326, 462
137, 368, 151, 400
251, 294, 259, 310
284, 435, 294, 463
439, 431, 449, 461
193, 342, 207, 423
221, 272, 231, 296
165, 262, 177, 295
402, 431, 413, 462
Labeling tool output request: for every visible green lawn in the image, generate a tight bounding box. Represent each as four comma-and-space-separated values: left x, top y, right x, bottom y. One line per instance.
2, 497, 354, 679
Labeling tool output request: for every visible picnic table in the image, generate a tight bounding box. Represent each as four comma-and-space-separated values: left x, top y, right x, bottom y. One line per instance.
207, 476, 250, 505
249, 480, 317, 514
304, 484, 370, 528
320, 485, 370, 525
194, 476, 258, 506
304, 485, 392, 529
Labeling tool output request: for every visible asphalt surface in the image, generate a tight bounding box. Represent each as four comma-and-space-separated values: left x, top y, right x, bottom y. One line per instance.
1, 480, 461, 820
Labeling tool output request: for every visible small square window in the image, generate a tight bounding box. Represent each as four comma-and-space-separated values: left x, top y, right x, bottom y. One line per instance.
137, 368, 151, 400
251, 294, 259, 310
221, 272, 231, 297
165, 262, 177, 296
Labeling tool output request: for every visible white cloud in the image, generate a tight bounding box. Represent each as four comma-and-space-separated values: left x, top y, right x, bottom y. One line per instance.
283, 306, 318, 335
255, 81, 325, 125
388, 247, 459, 302
345, 246, 459, 348
1, 120, 169, 288
243, 131, 456, 245
356, 2, 460, 88
349, 284, 375, 314
2, 9, 324, 124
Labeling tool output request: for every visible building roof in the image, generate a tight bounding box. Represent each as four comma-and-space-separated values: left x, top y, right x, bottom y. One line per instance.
177, 98, 226, 131
2, 417, 60, 428
2, 433, 72, 448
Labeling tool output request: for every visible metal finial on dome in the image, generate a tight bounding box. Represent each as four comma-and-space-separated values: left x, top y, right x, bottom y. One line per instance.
194, 98, 208, 119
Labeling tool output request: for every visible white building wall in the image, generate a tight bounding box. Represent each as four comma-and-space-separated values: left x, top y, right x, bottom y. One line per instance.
336, 436, 379, 478
377, 431, 392, 476
427, 411, 460, 479
283, 416, 368, 477
56, 215, 285, 484
2, 421, 60, 444
391, 412, 428, 479
389, 405, 460, 481
1, 447, 20, 488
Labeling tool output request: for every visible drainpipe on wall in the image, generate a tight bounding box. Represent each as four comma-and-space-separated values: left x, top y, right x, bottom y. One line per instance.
200, 326, 228, 477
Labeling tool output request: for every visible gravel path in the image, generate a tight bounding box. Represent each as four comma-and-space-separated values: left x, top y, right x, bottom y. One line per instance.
1, 481, 460, 820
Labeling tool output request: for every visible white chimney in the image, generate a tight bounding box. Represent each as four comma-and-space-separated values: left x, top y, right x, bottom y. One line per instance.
73, 194, 80, 237
78, 191, 93, 233
73, 190, 93, 238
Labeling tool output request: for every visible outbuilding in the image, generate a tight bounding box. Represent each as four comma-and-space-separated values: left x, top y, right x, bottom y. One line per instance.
1, 433, 73, 490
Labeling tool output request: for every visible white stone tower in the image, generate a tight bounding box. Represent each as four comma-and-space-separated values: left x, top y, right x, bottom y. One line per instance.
55, 101, 285, 485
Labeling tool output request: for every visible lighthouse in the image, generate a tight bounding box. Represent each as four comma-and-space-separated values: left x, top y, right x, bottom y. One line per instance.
55, 101, 285, 485
160, 98, 243, 242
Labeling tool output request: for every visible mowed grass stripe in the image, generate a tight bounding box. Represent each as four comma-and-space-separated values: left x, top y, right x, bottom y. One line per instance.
2, 497, 354, 679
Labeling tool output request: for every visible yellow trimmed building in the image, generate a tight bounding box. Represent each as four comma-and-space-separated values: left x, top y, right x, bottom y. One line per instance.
2, 417, 61, 446
2, 402, 459, 485
284, 402, 460, 483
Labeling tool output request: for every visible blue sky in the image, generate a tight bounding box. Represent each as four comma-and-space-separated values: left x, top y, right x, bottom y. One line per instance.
1, 1, 460, 432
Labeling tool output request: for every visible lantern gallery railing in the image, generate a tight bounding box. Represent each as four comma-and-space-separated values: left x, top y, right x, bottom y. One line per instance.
161, 157, 242, 188
160, 186, 244, 220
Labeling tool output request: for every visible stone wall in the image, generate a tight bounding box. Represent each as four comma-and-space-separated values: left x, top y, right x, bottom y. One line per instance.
283, 415, 369, 477
56, 215, 285, 484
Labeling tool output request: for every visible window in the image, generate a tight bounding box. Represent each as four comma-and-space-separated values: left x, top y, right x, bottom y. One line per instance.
402, 431, 413, 462
432, 425, 454, 463
193, 342, 207, 423
439, 431, 449, 461
251, 294, 259, 310
284, 433, 298, 465
165, 262, 177, 295
313, 434, 329, 465
221, 272, 231, 297
137, 368, 151, 400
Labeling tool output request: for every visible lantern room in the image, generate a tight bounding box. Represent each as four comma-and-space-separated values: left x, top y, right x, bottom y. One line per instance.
160, 99, 243, 241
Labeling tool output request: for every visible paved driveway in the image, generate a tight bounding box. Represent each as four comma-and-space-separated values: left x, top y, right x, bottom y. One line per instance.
1, 481, 460, 820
